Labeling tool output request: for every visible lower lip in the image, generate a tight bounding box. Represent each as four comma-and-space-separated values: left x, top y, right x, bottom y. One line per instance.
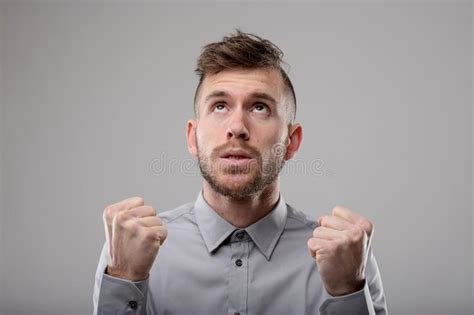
220, 157, 255, 167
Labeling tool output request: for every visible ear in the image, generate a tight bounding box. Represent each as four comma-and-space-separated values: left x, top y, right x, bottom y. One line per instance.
284, 123, 303, 160
186, 119, 198, 157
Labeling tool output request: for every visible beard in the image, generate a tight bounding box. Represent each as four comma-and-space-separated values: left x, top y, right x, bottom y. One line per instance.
196, 137, 287, 200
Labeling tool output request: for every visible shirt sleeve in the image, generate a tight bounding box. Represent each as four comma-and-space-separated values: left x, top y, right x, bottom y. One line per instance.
318, 247, 388, 315
92, 241, 150, 315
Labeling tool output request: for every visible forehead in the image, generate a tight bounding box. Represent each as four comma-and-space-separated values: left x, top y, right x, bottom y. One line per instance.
199, 68, 285, 103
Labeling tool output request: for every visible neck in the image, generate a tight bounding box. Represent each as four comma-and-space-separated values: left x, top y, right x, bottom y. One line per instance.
202, 180, 281, 228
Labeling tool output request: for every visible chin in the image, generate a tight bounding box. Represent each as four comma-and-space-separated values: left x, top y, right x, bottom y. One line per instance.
218, 173, 255, 190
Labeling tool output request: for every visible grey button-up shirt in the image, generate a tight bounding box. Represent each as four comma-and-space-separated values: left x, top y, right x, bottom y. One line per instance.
93, 191, 387, 315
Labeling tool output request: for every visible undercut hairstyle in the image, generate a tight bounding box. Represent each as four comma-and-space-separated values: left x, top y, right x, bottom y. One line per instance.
194, 30, 297, 123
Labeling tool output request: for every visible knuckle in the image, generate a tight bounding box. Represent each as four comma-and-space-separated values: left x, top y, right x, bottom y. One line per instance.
161, 226, 168, 237
103, 205, 117, 221
347, 227, 363, 244
307, 238, 320, 252
155, 216, 163, 226
115, 211, 128, 225
352, 225, 364, 238
158, 227, 168, 243
135, 196, 145, 205
356, 217, 373, 235
124, 219, 139, 233
365, 220, 374, 235
332, 205, 342, 213
312, 227, 321, 238
152, 218, 162, 227
138, 205, 156, 217
148, 206, 157, 216
143, 230, 157, 242
320, 215, 330, 226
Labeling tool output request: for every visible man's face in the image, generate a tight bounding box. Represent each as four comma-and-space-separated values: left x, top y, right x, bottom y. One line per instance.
187, 68, 299, 199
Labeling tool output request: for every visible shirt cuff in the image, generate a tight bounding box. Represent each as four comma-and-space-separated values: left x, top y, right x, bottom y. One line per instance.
97, 273, 149, 315
319, 280, 375, 315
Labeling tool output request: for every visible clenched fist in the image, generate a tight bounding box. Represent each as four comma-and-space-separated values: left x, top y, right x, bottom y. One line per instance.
102, 196, 168, 281
307, 205, 373, 296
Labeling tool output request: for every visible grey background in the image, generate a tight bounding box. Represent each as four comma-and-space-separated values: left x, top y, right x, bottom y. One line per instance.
0, 1, 472, 315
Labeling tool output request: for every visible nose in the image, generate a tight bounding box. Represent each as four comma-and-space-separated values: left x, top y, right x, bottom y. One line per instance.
226, 110, 250, 141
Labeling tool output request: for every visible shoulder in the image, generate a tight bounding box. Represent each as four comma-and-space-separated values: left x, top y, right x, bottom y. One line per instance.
158, 202, 196, 226
285, 203, 318, 231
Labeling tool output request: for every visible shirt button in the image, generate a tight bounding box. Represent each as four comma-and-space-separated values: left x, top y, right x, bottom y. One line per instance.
236, 231, 245, 239
235, 259, 243, 267
128, 300, 138, 309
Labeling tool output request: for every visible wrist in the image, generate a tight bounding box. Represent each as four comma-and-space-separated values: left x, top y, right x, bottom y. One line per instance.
105, 265, 149, 282
325, 279, 366, 297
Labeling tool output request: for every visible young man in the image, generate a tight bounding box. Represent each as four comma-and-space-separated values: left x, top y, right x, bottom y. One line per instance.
93, 30, 387, 315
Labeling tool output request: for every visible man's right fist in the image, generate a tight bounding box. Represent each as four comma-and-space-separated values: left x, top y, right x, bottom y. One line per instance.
102, 196, 167, 281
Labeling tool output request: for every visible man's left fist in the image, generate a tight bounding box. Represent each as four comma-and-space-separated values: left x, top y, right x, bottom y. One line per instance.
307, 205, 374, 297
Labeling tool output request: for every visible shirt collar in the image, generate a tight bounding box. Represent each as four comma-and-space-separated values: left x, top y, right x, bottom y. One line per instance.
193, 189, 288, 261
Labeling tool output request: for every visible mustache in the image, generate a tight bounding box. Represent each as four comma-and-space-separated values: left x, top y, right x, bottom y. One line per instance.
212, 142, 261, 159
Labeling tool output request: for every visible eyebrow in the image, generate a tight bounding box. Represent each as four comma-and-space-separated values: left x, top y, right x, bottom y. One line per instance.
204, 90, 277, 105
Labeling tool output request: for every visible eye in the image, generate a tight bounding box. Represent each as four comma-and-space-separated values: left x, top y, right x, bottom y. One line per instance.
213, 103, 227, 112
252, 103, 269, 114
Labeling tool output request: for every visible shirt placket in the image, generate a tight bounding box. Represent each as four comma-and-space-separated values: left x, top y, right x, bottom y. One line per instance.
228, 229, 250, 315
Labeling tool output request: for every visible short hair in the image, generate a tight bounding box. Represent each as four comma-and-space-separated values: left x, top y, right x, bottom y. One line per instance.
193, 29, 297, 123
